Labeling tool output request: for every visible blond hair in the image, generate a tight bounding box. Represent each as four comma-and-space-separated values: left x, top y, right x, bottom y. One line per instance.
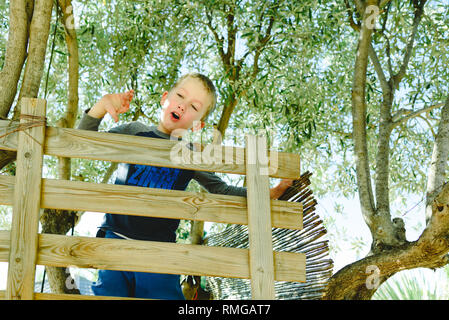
170, 73, 217, 121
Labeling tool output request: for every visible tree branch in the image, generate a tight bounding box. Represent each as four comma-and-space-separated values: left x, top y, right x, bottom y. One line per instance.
384, 34, 393, 77
250, 13, 275, 79
421, 181, 449, 249
351, 0, 378, 228
390, 0, 426, 90
238, 3, 277, 92
217, 2, 279, 138
379, 0, 391, 7
418, 114, 437, 139
0, 0, 30, 119
224, 5, 237, 73
425, 95, 449, 224
57, 0, 79, 130
204, 8, 226, 65
344, 0, 360, 32
372, 1, 426, 246
346, 1, 394, 228
392, 102, 445, 128
14, 0, 54, 119
368, 42, 389, 94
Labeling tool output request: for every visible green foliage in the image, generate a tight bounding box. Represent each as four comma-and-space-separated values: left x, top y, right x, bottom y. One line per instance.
0, 205, 11, 230
0, 0, 445, 200
373, 266, 449, 300
1, 1, 449, 295
32, 0, 448, 200
0, 0, 8, 70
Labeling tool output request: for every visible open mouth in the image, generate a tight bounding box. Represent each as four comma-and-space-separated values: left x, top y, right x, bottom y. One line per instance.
171, 112, 180, 120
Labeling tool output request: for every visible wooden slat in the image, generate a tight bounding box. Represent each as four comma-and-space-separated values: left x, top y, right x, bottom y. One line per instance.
0, 120, 18, 151
0, 120, 300, 179
245, 134, 275, 299
0, 230, 9, 262
0, 231, 306, 283
34, 292, 148, 300
0, 175, 303, 230
0, 290, 147, 300
36, 233, 305, 283
6, 98, 46, 300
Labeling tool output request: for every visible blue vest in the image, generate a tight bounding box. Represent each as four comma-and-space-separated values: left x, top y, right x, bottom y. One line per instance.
99, 131, 194, 242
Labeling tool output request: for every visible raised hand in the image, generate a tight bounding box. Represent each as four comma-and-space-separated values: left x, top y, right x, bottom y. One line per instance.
269, 179, 294, 199
103, 90, 134, 122
89, 90, 134, 122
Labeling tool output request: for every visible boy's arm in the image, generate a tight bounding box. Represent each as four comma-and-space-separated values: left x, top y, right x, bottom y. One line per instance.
193, 171, 247, 197
194, 171, 293, 200
77, 90, 134, 132
77, 108, 146, 135
77, 108, 103, 131
77, 90, 150, 135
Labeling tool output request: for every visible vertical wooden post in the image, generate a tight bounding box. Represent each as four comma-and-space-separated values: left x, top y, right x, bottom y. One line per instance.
245, 134, 275, 299
6, 98, 46, 300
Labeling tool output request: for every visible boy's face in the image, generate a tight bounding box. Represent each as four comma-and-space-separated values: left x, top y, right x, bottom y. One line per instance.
158, 77, 212, 137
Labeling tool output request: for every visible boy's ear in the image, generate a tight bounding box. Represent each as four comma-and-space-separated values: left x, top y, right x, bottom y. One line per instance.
191, 120, 206, 132
160, 91, 169, 106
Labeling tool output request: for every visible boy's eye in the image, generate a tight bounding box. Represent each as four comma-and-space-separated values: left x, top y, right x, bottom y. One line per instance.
177, 93, 184, 98
191, 105, 198, 111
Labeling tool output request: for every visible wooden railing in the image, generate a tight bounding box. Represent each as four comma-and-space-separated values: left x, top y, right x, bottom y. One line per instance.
0, 98, 304, 300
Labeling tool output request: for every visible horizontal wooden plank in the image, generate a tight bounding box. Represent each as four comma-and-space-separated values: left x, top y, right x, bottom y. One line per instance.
0, 231, 306, 283
0, 120, 300, 179
0, 175, 303, 230
0, 120, 18, 151
37, 233, 306, 283
34, 292, 148, 300
0, 290, 147, 300
0, 230, 9, 262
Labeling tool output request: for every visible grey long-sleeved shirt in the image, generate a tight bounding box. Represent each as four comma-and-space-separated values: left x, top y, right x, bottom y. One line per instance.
77, 109, 246, 241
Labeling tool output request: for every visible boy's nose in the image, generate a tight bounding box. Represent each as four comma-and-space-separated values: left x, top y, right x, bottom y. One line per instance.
177, 104, 185, 113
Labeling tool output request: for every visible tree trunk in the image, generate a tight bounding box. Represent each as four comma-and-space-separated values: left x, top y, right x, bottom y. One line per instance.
0, 1, 34, 172
217, 92, 238, 139
325, 0, 435, 299
0, 0, 31, 119
40, 209, 81, 294
0, 150, 16, 172
13, 0, 54, 119
426, 95, 449, 223
326, 175, 449, 299
324, 185, 449, 299
39, 0, 82, 295
205, 2, 275, 139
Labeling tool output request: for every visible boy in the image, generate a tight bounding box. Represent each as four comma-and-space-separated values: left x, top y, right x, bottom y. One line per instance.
77, 73, 292, 299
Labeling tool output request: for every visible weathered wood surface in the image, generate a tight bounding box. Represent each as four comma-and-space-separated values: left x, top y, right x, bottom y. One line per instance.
6, 98, 46, 300
0, 121, 300, 179
0, 105, 306, 301
245, 134, 276, 299
0, 175, 303, 230
0, 231, 306, 283
0, 230, 9, 262
36, 233, 306, 282
33, 292, 147, 300
0, 290, 147, 300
